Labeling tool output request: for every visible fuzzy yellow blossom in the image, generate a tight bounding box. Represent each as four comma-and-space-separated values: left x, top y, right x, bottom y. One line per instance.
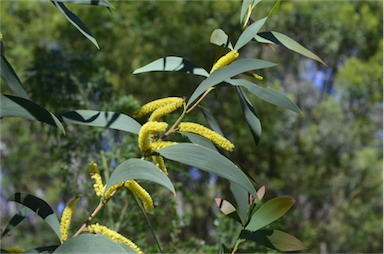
138, 121, 168, 151
135, 97, 184, 118
178, 122, 235, 151
149, 99, 184, 121
88, 162, 105, 197
60, 195, 80, 242
125, 180, 154, 212
2, 247, 25, 253
210, 50, 239, 73
252, 73, 264, 80
149, 141, 177, 152
152, 155, 168, 175
103, 183, 124, 201
87, 223, 143, 254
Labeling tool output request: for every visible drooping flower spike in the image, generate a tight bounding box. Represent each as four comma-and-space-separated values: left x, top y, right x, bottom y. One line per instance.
210, 50, 239, 73
134, 97, 184, 118
149, 99, 184, 121
88, 161, 105, 197
138, 121, 168, 152
60, 195, 80, 242
125, 180, 154, 212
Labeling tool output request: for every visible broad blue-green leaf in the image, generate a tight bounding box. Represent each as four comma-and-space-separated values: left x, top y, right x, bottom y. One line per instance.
53, 0, 112, 7
236, 86, 262, 145
210, 29, 233, 49
199, 106, 223, 136
0, 94, 65, 134
215, 198, 243, 224
133, 56, 209, 77
105, 158, 175, 195
245, 196, 295, 232
51, 1, 99, 49
240, 0, 261, 26
187, 59, 276, 107
230, 182, 249, 221
235, 17, 267, 50
8, 192, 62, 241
53, 234, 134, 253
158, 143, 257, 196
61, 110, 141, 134
1, 207, 32, 237
24, 245, 59, 253
227, 79, 300, 113
180, 132, 218, 152
1, 55, 28, 99
256, 31, 326, 65
240, 229, 306, 252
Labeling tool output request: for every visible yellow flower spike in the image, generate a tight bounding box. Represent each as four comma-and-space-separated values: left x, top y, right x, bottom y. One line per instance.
149, 141, 178, 152
149, 99, 184, 122
135, 97, 184, 118
210, 50, 239, 74
178, 122, 235, 152
152, 155, 168, 175
138, 121, 168, 151
125, 180, 154, 212
2, 247, 25, 253
88, 162, 105, 197
87, 223, 143, 254
252, 73, 264, 80
60, 195, 80, 242
103, 183, 124, 201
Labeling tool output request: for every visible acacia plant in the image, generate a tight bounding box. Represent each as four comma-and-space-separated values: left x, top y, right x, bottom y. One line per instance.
0, 0, 325, 253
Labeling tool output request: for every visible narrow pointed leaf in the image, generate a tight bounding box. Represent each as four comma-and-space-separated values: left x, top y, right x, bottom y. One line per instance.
1, 55, 28, 99
133, 56, 209, 77
236, 86, 262, 145
240, 0, 261, 26
51, 1, 99, 49
240, 229, 306, 252
1, 94, 65, 134
256, 31, 326, 65
230, 182, 249, 221
105, 158, 175, 195
24, 245, 59, 253
187, 59, 276, 107
180, 132, 218, 152
215, 198, 242, 224
210, 29, 233, 49
54, 0, 112, 7
8, 193, 62, 241
227, 79, 300, 113
1, 207, 32, 237
199, 106, 224, 136
245, 196, 295, 231
61, 110, 141, 134
53, 234, 133, 253
158, 143, 257, 196
266, 0, 281, 20
219, 243, 231, 254
235, 17, 267, 50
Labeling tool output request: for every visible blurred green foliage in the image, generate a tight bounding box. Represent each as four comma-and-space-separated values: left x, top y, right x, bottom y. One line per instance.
0, 0, 382, 253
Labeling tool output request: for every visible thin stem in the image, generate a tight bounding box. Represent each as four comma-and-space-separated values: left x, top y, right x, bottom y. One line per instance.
186, 87, 214, 114
231, 239, 245, 254
161, 102, 187, 139
73, 200, 104, 237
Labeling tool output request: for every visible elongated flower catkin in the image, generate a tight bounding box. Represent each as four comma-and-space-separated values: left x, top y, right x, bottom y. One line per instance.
135, 97, 184, 118
125, 180, 154, 212
60, 195, 80, 242
149, 141, 177, 152
2, 247, 25, 253
138, 121, 168, 151
179, 122, 235, 151
149, 100, 184, 121
87, 223, 143, 254
103, 183, 124, 201
152, 155, 168, 175
88, 162, 105, 197
210, 50, 239, 73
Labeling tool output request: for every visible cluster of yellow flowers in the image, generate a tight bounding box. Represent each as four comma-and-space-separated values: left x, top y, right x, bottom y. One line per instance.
210, 49, 239, 73
60, 195, 80, 242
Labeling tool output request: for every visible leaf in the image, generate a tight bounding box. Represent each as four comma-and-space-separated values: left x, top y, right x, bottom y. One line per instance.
240, 0, 262, 26
51, 1, 99, 49
0, 94, 65, 134
210, 29, 233, 49
133, 56, 209, 77
230, 182, 249, 221
0, 55, 28, 99
158, 143, 257, 196
199, 106, 224, 136
180, 132, 218, 152
245, 196, 295, 232
1, 207, 32, 237
105, 158, 175, 195
219, 243, 231, 254
235, 17, 268, 50
256, 31, 326, 65
187, 59, 276, 107
53, 0, 112, 8
236, 86, 262, 145
240, 229, 306, 252
215, 198, 242, 224
227, 79, 300, 113
256, 185, 266, 200
61, 110, 141, 134
24, 245, 59, 253
8, 192, 62, 241
53, 234, 134, 253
